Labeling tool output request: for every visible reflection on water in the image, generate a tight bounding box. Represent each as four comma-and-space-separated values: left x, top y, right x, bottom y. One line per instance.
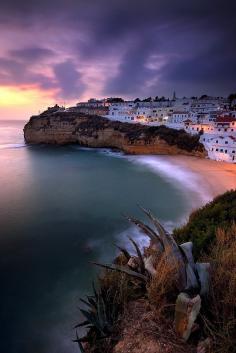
0, 120, 204, 353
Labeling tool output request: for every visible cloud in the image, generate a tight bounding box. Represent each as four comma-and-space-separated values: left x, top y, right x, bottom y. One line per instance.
0, 0, 235, 101
9, 47, 55, 61
0, 56, 56, 90
53, 60, 86, 99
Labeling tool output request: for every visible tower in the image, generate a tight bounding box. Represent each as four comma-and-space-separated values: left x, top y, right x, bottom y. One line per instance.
173, 91, 176, 101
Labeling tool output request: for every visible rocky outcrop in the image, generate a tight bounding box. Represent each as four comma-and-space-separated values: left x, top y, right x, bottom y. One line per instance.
24, 113, 206, 157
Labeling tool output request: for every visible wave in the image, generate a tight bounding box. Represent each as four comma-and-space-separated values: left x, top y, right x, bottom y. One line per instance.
110, 155, 214, 249
116, 220, 178, 254
127, 155, 212, 206
0, 143, 26, 150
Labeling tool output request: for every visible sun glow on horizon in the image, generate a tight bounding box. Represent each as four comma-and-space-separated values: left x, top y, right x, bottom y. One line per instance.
0, 86, 59, 120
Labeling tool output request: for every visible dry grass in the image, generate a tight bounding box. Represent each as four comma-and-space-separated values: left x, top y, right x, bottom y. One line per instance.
147, 247, 179, 316
201, 223, 236, 353
113, 299, 196, 353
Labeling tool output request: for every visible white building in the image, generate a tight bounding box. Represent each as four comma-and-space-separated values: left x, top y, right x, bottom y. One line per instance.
206, 135, 236, 163
107, 102, 137, 122
169, 111, 190, 124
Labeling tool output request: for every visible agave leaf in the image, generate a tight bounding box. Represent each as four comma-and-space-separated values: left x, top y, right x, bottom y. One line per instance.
87, 296, 97, 308
138, 205, 179, 249
196, 262, 210, 296
139, 206, 168, 239
97, 293, 106, 331
73, 331, 86, 353
92, 262, 148, 281
179, 242, 195, 267
128, 237, 146, 274
124, 214, 164, 248
80, 298, 93, 309
74, 320, 90, 329
80, 308, 102, 332
115, 244, 131, 261
92, 281, 98, 301
184, 263, 200, 292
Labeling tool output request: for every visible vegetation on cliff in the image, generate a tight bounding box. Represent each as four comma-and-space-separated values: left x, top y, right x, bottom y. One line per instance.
74, 190, 236, 353
174, 190, 236, 255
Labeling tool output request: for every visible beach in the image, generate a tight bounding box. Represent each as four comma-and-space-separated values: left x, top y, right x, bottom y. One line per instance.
166, 156, 236, 198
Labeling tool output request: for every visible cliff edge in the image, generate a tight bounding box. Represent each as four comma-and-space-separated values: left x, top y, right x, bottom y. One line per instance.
24, 113, 206, 157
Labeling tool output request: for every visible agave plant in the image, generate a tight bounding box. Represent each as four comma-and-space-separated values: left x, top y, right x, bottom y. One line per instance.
93, 207, 211, 341
95, 206, 210, 297
74, 282, 120, 351
76, 207, 211, 347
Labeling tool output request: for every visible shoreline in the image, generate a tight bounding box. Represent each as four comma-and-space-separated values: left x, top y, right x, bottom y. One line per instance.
164, 155, 236, 199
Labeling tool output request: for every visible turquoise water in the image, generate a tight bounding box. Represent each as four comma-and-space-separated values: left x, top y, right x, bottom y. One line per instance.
0, 120, 206, 353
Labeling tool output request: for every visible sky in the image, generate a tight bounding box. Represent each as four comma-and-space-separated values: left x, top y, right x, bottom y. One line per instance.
0, 0, 235, 120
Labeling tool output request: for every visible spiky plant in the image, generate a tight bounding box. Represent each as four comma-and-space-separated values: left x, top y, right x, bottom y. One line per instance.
74, 282, 121, 350
75, 207, 211, 349
95, 206, 210, 296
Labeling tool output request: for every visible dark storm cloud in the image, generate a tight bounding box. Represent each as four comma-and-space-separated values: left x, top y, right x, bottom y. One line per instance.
0, 0, 235, 98
0, 56, 55, 89
9, 47, 55, 62
53, 60, 85, 99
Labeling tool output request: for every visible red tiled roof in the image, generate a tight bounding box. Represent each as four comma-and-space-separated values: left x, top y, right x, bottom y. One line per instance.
215, 116, 236, 123
183, 119, 192, 123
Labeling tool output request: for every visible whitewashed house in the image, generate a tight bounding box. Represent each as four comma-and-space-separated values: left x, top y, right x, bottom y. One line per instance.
169, 111, 190, 124
107, 102, 137, 122
206, 135, 236, 163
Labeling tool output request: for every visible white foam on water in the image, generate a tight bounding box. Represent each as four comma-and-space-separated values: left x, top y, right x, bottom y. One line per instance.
116, 220, 177, 254
0, 143, 26, 150
109, 154, 215, 250
126, 155, 213, 207
97, 148, 124, 158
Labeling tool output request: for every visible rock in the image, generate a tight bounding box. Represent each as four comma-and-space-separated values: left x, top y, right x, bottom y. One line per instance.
23, 114, 206, 157
174, 293, 201, 341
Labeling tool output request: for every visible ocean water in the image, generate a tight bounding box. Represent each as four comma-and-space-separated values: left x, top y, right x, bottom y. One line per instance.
0, 120, 210, 353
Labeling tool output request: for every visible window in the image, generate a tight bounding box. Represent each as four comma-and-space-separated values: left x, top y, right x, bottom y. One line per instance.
216, 140, 218, 143
225, 141, 228, 144
220, 149, 223, 152
216, 148, 219, 151
225, 150, 227, 153
232, 150, 235, 154
224, 128, 227, 132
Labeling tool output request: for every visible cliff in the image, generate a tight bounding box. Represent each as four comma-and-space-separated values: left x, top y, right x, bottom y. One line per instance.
24, 113, 206, 157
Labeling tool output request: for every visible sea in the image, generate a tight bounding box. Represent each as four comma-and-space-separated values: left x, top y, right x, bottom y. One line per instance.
0, 119, 211, 353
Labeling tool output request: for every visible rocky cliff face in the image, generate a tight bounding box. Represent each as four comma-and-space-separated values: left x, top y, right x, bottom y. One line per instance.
24, 113, 206, 157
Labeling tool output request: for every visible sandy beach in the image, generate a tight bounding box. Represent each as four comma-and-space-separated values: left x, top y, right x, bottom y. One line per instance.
166, 156, 236, 198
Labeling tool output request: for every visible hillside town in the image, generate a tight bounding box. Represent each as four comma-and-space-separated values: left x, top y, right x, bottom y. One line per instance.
48, 93, 236, 163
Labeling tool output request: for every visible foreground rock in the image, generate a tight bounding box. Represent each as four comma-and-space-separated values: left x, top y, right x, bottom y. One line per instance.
24, 113, 206, 157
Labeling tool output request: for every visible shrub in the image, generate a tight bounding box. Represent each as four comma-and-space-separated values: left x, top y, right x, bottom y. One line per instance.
174, 190, 236, 256
201, 224, 236, 353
